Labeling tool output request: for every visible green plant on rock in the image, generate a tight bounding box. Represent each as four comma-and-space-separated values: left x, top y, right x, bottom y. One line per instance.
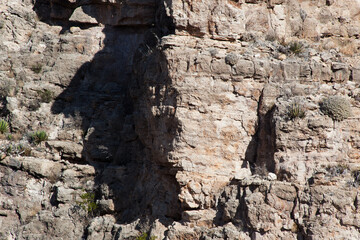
0, 119, 9, 134
286, 102, 305, 120
320, 96, 352, 121
6, 134, 13, 141
5, 145, 12, 155
136, 233, 157, 240
1, 143, 32, 157
22, 147, 32, 156
38, 89, 53, 103
288, 41, 304, 55
30, 64, 42, 74
77, 191, 98, 214
31, 130, 48, 144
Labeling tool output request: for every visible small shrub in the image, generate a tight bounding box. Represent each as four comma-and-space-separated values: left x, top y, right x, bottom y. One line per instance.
265, 30, 277, 42
320, 96, 352, 121
0, 79, 16, 97
38, 89, 53, 103
6, 134, 13, 141
348, 170, 360, 188
208, 48, 218, 57
0, 20, 5, 29
288, 41, 304, 55
5, 145, 12, 155
0, 120, 9, 134
16, 144, 31, 156
225, 52, 239, 66
326, 164, 349, 178
286, 102, 305, 120
136, 233, 157, 240
31, 130, 48, 144
28, 101, 41, 111
31, 64, 42, 74
22, 147, 32, 156
0, 143, 31, 156
77, 191, 98, 214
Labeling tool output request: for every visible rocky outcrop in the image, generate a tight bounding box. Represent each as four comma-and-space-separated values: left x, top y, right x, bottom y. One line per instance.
0, 0, 360, 239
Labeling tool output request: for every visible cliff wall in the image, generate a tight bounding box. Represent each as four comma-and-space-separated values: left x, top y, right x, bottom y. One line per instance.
0, 0, 360, 239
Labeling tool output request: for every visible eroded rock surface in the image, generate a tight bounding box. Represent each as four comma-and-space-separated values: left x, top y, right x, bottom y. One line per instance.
0, 0, 360, 239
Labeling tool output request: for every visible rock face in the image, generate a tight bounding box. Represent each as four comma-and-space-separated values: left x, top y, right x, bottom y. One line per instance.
0, 0, 360, 239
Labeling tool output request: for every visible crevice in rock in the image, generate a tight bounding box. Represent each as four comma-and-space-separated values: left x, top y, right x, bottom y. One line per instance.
248, 87, 277, 176
291, 185, 307, 239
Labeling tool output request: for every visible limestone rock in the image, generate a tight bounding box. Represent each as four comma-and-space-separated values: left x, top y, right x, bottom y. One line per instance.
0, 0, 360, 239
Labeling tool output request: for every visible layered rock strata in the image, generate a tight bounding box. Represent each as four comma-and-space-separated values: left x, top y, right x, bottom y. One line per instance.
0, 0, 360, 239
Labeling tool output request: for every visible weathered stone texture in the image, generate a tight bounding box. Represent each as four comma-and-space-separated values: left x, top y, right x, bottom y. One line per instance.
1, 0, 360, 239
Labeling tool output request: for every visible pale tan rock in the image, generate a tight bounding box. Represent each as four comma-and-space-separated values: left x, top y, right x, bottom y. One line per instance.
55, 186, 75, 203
69, 26, 81, 34
353, 65, 360, 83
86, 215, 116, 240
70, 7, 98, 24
277, 53, 286, 60
46, 140, 83, 160
267, 172, 277, 180
1, 157, 62, 180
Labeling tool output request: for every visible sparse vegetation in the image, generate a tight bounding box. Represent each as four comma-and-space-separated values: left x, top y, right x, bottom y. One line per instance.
349, 170, 360, 188
320, 96, 352, 121
0, 79, 15, 98
265, 30, 277, 42
28, 101, 41, 111
225, 52, 239, 66
0, 119, 9, 134
38, 89, 53, 103
76, 191, 98, 214
286, 102, 305, 120
208, 48, 218, 57
136, 233, 157, 240
18, 144, 32, 156
6, 134, 13, 141
30, 64, 42, 74
0, 143, 31, 157
326, 163, 349, 178
288, 41, 304, 55
30, 130, 48, 144
5, 145, 12, 155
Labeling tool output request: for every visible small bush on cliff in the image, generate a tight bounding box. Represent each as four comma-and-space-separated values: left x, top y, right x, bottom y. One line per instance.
30, 64, 42, 74
225, 52, 239, 66
0, 119, 9, 134
289, 41, 304, 55
76, 191, 98, 214
136, 233, 157, 240
348, 170, 360, 188
6, 134, 13, 141
30, 130, 48, 144
17, 144, 32, 156
326, 163, 349, 178
38, 89, 53, 103
320, 96, 352, 121
0, 143, 32, 157
286, 102, 305, 120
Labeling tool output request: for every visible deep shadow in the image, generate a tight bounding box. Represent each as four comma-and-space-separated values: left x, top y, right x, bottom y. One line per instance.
247, 90, 277, 176
33, 0, 181, 227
